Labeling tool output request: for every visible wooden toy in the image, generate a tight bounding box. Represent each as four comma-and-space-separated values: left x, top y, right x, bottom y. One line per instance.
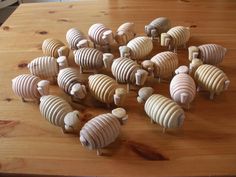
194, 64, 230, 100
88, 23, 114, 50
88, 74, 127, 107
42, 38, 70, 58
189, 58, 203, 75
115, 22, 136, 45
161, 26, 190, 52
80, 108, 128, 155
57, 68, 87, 101
137, 88, 185, 132
12, 74, 50, 102
142, 51, 178, 82
119, 36, 153, 61
188, 44, 227, 65
40, 95, 81, 133
111, 57, 148, 91
145, 17, 171, 40
74, 47, 114, 73
28, 56, 68, 82
66, 28, 89, 50
170, 66, 196, 109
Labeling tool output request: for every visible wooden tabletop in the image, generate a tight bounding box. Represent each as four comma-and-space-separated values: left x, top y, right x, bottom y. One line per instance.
1, 0, 236, 176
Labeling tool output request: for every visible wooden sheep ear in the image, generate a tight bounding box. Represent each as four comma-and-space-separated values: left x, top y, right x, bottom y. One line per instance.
160, 33, 170, 46
57, 56, 68, 70
64, 110, 81, 133
188, 46, 199, 61
58, 46, 69, 57
37, 80, 50, 96
103, 53, 114, 69
113, 88, 127, 107
119, 46, 130, 58
77, 39, 89, 48
111, 108, 128, 125
224, 80, 230, 90
135, 69, 148, 86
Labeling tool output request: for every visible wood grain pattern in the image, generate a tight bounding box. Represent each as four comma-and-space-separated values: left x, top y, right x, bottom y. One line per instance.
0, 0, 236, 176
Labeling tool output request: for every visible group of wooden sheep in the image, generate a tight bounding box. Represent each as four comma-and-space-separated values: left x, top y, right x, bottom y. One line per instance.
12, 17, 230, 155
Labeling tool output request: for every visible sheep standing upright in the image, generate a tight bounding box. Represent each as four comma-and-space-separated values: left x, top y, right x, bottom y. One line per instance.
115, 22, 136, 45
145, 17, 171, 40
137, 87, 185, 133
80, 108, 128, 155
188, 44, 227, 65
194, 64, 230, 100
66, 28, 89, 50
12, 74, 50, 103
161, 26, 190, 52
42, 38, 70, 58
88, 23, 115, 51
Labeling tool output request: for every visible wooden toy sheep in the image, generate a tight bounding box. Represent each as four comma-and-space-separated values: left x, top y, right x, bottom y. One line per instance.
40, 95, 81, 133
161, 26, 190, 52
142, 51, 178, 82
66, 28, 89, 50
111, 57, 148, 91
28, 56, 68, 83
12, 74, 50, 103
137, 87, 185, 132
74, 48, 114, 73
188, 44, 227, 65
57, 68, 87, 101
119, 36, 153, 61
42, 38, 70, 58
115, 22, 136, 45
170, 66, 196, 109
88, 23, 114, 51
194, 64, 230, 100
145, 17, 171, 40
88, 74, 127, 107
80, 108, 128, 155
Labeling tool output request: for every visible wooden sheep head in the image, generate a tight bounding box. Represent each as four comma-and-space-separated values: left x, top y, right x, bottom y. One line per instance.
113, 88, 127, 107
141, 60, 155, 76
56, 56, 69, 70
188, 46, 200, 61
135, 69, 149, 86
37, 80, 50, 96
160, 33, 171, 47
70, 83, 87, 100
64, 110, 81, 133
189, 58, 203, 74
102, 30, 114, 45
145, 25, 158, 38
119, 46, 131, 58
76, 39, 89, 49
137, 87, 154, 104
103, 53, 114, 69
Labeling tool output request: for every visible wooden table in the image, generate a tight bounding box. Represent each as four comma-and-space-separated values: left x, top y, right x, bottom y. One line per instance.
0, 0, 236, 176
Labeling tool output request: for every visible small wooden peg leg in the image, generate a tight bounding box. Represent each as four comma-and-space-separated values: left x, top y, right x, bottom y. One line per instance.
97, 149, 102, 156
162, 128, 166, 134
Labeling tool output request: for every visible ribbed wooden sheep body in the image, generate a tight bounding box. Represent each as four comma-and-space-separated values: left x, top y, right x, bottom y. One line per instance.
115, 22, 136, 45
66, 28, 89, 50
80, 108, 128, 155
57, 68, 87, 100
28, 56, 68, 82
188, 44, 227, 65
170, 66, 196, 109
88, 23, 114, 50
74, 48, 114, 73
137, 88, 185, 132
40, 95, 81, 133
142, 51, 178, 82
194, 64, 230, 100
42, 38, 69, 58
161, 26, 190, 52
12, 74, 50, 102
111, 57, 148, 91
119, 36, 153, 61
145, 17, 171, 40
88, 74, 127, 107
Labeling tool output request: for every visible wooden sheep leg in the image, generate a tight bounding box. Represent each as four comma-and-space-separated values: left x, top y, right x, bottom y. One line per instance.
96, 149, 102, 156
93, 43, 96, 49
127, 83, 130, 92
174, 47, 177, 53
21, 97, 26, 102
79, 66, 83, 74
210, 92, 215, 100
162, 128, 166, 134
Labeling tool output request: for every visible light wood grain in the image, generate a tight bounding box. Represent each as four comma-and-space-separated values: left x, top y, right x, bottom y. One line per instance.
0, 0, 236, 176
